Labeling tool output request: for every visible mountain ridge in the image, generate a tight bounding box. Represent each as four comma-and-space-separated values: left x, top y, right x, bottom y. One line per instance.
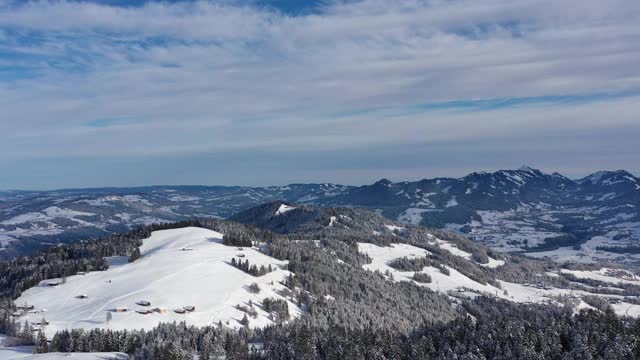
2, 166, 638, 193
1, 167, 638, 263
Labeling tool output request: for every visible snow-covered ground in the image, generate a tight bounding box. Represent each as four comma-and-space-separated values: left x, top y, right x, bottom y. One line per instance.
0, 335, 32, 360
14, 227, 301, 337
0, 346, 33, 360
359, 243, 430, 272
0, 349, 128, 360
479, 258, 506, 268
384, 225, 406, 233
397, 208, 429, 225
358, 243, 502, 297
357, 242, 640, 317
0, 207, 95, 226
560, 268, 640, 285
435, 204, 640, 264
431, 238, 472, 259
427, 235, 504, 268
274, 204, 295, 215
468, 208, 562, 251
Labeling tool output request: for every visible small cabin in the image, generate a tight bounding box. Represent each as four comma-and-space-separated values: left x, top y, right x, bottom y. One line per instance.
44, 281, 60, 287
237, 254, 246, 258
152, 307, 167, 313
11, 311, 22, 317
180, 247, 194, 251
136, 309, 152, 315
184, 305, 196, 312
114, 307, 128, 312
76, 294, 88, 299
17, 305, 34, 310
174, 308, 186, 314
136, 301, 151, 307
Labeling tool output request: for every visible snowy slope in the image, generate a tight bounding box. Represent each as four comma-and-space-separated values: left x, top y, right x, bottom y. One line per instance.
14, 227, 301, 337
274, 204, 296, 215
358, 243, 502, 296
357, 242, 640, 317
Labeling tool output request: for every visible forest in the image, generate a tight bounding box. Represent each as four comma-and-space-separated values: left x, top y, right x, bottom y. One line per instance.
1, 204, 639, 359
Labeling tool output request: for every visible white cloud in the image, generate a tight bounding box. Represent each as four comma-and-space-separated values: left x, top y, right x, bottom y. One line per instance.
0, 0, 639, 184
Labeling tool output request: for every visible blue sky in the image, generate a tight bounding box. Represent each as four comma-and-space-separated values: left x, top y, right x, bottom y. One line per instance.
1, 0, 640, 189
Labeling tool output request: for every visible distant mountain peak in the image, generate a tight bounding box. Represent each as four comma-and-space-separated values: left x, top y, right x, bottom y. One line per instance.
374, 178, 393, 187
579, 170, 637, 185
518, 165, 539, 173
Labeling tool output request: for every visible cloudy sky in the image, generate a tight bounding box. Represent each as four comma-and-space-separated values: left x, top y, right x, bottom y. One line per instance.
1, 0, 639, 189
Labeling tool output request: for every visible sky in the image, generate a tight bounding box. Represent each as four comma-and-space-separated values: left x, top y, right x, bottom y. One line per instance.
0, 0, 639, 189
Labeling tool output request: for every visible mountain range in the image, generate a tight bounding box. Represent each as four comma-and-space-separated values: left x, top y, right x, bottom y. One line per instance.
1, 167, 639, 263
4, 200, 640, 357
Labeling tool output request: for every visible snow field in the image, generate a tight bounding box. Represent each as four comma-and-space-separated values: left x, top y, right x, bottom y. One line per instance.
357, 242, 640, 317
274, 204, 295, 215
15, 227, 301, 337
560, 268, 640, 286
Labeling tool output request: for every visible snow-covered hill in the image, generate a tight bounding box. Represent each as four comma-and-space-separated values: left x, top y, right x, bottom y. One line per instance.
13, 227, 300, 337
228, 202, 640, 318
356, 241, 640, 317
5, 202, 640, 358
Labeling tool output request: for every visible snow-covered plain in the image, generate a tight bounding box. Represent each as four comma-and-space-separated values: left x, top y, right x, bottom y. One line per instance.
15, 227, 301, 337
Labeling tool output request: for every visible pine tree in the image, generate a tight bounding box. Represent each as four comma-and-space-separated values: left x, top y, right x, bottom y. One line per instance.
128, 247, 141, 263
35, 330, 49, 353
240, 314, 249, 327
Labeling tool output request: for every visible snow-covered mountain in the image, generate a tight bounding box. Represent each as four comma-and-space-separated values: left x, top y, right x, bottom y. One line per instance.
1, 167, 639, 263
14, 227, 301, 338
3, 202, 640, 357
11, 203, 640, 334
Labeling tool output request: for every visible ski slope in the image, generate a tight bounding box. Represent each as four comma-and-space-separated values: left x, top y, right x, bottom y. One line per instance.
14, 227, 301, 337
